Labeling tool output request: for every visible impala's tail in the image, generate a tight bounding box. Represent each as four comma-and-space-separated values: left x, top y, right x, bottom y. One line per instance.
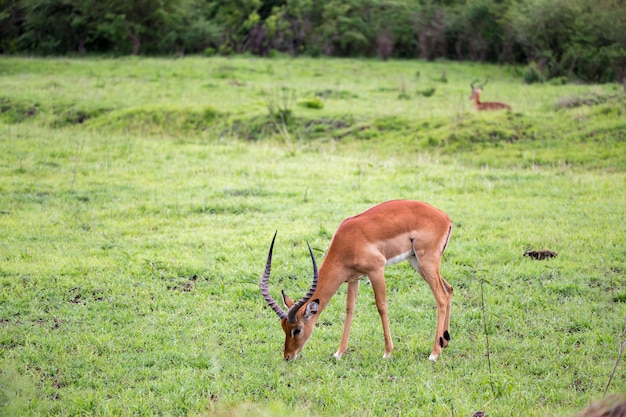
441, 224, 452, 255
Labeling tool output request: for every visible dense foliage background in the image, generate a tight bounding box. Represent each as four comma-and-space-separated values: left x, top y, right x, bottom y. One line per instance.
1, 0, 625, 83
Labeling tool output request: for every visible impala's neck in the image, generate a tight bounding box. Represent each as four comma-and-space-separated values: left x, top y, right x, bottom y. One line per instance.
472, 91, 482, 108
303, 260, 346, 315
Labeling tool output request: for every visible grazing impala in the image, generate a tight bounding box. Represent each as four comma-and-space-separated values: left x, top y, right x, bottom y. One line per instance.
259, 200, 453, 361
469, 79, 511, 111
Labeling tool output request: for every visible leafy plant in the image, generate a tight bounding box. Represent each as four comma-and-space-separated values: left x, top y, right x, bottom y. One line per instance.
264, 87, 295, 125
297, 96, 324, 109
522, 62, 545, 84
418, 87, 436, 97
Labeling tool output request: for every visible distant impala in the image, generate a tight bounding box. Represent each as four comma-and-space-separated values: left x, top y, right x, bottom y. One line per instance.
470, 79, 511, 111
260, 200, 453, 361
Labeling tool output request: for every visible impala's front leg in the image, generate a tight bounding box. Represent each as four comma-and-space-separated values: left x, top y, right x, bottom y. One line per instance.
369, 269, 394, 359
334, 280, 359, 359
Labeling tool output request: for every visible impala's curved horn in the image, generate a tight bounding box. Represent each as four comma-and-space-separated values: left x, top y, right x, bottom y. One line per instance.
259, 231, 288, 320
287, 241, 319, 323
470, 79, 479, 90
480, 77, 490, 89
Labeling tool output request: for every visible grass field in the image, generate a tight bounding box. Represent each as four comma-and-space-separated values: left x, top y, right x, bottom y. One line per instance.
0, 56, 625, 417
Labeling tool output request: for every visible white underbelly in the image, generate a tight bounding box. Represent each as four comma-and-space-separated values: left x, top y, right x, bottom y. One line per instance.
385, 250, 413, 266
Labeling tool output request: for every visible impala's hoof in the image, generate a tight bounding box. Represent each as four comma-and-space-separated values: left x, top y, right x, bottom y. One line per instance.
333, 351, 343, 359
428, 353, 439, 362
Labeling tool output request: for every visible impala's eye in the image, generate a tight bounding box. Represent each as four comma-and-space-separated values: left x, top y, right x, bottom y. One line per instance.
292, 327, 302, 337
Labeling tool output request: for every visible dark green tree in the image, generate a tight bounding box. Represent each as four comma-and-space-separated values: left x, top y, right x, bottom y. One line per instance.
0, 0, 24, 53
2, 0, 625, 82
206, 0, 261, 54
451, 0, 506, 61
17, 0, 97, 54
506, 0, 581, 76
413, 1, 449, 61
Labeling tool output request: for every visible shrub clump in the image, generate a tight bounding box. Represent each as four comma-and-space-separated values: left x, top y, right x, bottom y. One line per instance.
418, 87, 436, 97
549, 76, 569, 86
297, 96, 324, 109
523, 62, 545, 84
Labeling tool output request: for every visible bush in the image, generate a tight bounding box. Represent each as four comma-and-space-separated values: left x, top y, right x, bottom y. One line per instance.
549, 76, 569, 86
271, 108, 293, 124
218, 45, 234, 56
264, 87, 295, 125
297, 97, 324, 109
523, 62, 545, 84
418, 87, 436, 97
267, 49, 286, 58
203, 106, 219, 122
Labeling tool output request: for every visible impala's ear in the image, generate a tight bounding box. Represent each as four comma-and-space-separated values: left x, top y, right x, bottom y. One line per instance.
304, 299, 319, 321
281, 290, 294, 308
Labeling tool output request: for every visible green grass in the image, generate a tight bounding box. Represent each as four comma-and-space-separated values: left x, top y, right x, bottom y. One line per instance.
0, 57, 625, 417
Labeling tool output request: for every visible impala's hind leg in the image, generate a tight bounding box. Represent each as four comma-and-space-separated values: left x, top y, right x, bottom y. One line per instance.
408, 254, 453, 361
440, 275, 453, 340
